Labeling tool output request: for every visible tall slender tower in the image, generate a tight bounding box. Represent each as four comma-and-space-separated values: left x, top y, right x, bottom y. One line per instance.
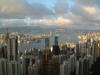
5, 28, 9, 38
55, 36, 58, 46
5, 28, 9, 45
45, 37, 49, 49
52, 36, 60, 55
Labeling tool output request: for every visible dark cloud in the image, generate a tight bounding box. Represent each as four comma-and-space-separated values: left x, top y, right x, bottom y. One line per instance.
0, 0, 54, 19
30, 3, 54, 18
0, 0, 32, 18
74, 0, 100, 7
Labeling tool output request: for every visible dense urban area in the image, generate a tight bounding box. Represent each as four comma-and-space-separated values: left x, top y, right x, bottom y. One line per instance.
0, 28, 100, 75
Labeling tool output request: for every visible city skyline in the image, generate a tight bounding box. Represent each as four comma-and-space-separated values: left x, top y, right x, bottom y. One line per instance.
0, 29, 100, 75
0, 0, 100, 75
0, 0, 100, 29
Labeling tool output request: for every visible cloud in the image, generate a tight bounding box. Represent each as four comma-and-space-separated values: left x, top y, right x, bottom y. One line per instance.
31, 17, 73, 26
0, 0, 100, 29
73, 0, 100, 7
70, 4, 100, 26
71, 0, 100, 27
84, 7, 98, 15
0, 19, 26, 27
0, 0, 54, 19
0, 0, 31, 18
30, 3, 54, 18
54, 0, 68, 16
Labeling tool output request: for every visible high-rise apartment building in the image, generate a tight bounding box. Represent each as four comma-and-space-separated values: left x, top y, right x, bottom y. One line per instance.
0, 58, 7, 75
7, 36, 18, 61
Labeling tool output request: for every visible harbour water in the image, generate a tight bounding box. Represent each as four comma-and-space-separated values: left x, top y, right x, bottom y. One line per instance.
0, 26, 100, 52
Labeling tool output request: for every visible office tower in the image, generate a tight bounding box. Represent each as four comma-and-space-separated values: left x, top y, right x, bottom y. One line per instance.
0, 58, 7, 75
42, 49, 53, 62
60, 60, 71, 75
86, 55, 93, 69
60, 55, 76, 75
32, 64, 39, 75
45, 37, 49, 49
52, 45, 60, 55
28, 58, 39, 75
69, 55, 76, 74
61, 45, 67, 55
94, 41, 99, 61
98, 43, 100, 57
83, 58, 89, 75
90, 57, 100, 75
28, 59, 34, 75
7, 61, 21, 75
55, 55, 66, 64
78, 57, 89, 75
52, 36, 60, 55
0, 46, 7, 58
76, 61, 79, 75
91, 41, 99, 61
55, 36, 58, 46
7, 36, 18, 61
85, 39, 100, 61
76, 43, 80, 60
22, 54, 35, 75
5, 28, 9, 45
41, 49, 60, 75
86, 39, 92, 55
67, 47, 71, 58
28, 60, 42, 75
46, 56, 60, 75
0, 48, 3, 58
22, 57, 31, 75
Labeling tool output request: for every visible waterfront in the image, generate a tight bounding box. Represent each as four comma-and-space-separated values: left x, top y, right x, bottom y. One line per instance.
0, 26, 100, 52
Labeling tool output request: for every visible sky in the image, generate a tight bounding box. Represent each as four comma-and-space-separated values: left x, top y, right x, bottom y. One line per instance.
0, 0, 100, 29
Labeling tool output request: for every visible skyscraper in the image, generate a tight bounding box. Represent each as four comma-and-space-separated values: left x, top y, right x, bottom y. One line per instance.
7, 36, 18, 61
0, 46, 7, 58
45, 37, 49, 49
5, 28, 9, 45
60, 60, 71, 75
55, 36, 58, 46
77, 57, 89, 75
7, 61, 21, 75
41, 49, 60, 75
0, 58, 7, 75
52, 36, 60, 55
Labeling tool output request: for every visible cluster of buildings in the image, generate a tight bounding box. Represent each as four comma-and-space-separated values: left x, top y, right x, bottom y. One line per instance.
0, 29, 21, 75
0, 29, 100, 75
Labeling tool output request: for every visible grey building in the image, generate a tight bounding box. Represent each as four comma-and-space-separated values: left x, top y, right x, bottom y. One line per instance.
7, 61, 21, 75
0, 58, 7, 75
7, 36, 18, 61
